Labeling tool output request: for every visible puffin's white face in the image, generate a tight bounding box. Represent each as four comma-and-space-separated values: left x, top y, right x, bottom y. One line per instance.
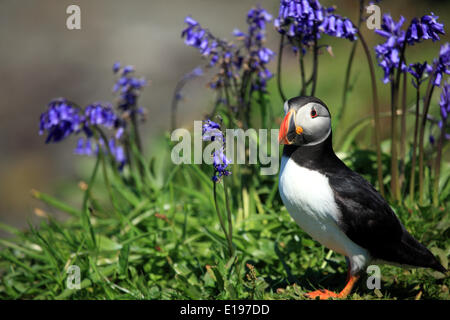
279, 99, 331, 146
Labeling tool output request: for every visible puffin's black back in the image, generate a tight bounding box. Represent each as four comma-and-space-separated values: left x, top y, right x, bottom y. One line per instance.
284, 135, 447, 273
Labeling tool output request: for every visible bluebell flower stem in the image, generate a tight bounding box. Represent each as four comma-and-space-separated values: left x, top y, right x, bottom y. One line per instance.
409, 84, 421, 203
390, 40, 407, 202
357, 30, 385, 198
258, 90, 270, 129
130, 107, 146, 178
390, 82, 400, 201
208, 94, 223, 120
237, 72, 249, 128
310, 23, 319, 96
433, 124, 445, 207
336, 40, 357, 132
82, 154, 100, 248
98, 149, 118, 212
131, 108, 143, 153
223, 177, 234, 257
94, 126, 121, 179
171, 80, 184, 131
399, 71, 408, 198
337, 0, 363, 129
299, 42, 306, 96
418, 72, 437, 205
213, 181, 233, 258
277, 34, 287, 102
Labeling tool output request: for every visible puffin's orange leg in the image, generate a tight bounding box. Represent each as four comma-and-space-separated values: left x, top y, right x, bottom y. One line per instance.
305, 271, 360, 300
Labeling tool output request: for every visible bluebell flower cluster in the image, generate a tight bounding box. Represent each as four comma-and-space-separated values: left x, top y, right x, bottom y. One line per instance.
234, 6, 275, 91
181, 6, 275, 92
182, 16, 240, 89
406, 13, 445, 45
38, 62, 150, 170
202, 119, 231, 182
39, 98, 83, 143
274, 0, 357, 49
375, 13, 445, 84
374, 14, 407, 84
84, 103, 118, 128
112, 62, 147, 114
40, 99, 126, 168
182, 17, 232, 68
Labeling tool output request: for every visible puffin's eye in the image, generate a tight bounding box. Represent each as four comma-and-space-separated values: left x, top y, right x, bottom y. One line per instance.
311, 109, 318, 118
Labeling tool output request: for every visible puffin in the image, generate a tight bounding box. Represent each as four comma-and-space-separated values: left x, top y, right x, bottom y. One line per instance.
278, 96, 447, 299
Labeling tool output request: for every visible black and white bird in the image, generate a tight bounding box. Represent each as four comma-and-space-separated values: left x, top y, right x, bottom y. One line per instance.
278, 96, 447, 299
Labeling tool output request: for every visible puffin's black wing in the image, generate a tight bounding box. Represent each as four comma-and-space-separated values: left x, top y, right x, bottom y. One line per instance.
328, 165, 446, 273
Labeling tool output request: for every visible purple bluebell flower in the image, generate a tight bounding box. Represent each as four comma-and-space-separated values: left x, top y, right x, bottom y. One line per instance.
84, 103, 118, 128
374, 14, 407, 83
237, 5, 275, 91
113, 62, 147, 113
182, 17, 221, 64
39, 98, 83, 143
407, 62, 432, 88
113, 62, 121, 73
181, 16, 241, 89
438, 81, 449, 139
406, 13, 445, 45
202, 119, 223, 142
108, 138, 126, 170
319, 14, 357, 41
211, 148, 231, 182
245, 5, 273, 47
202, 119, 231, 182
274, 0, 357, 49
429, 134, 435, 145
115, 126, 124, 139
432, 43, 450, 87
74, 137, 93, 156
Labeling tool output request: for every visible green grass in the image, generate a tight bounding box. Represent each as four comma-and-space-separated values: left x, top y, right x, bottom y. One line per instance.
0, 143, 448, 300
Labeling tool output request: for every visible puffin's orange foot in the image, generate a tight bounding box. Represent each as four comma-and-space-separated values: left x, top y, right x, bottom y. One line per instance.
305, 289, 340, 300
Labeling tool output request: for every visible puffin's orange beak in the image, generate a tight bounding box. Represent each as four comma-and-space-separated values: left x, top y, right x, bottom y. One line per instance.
279, 110, 302, 145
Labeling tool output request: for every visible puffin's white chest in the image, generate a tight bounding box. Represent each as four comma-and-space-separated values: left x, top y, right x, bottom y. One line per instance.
278, 155, 368, 267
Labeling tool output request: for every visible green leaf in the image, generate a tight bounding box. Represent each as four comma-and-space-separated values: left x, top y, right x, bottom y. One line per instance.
96, 235, 122, 251
119, 244, 130, 275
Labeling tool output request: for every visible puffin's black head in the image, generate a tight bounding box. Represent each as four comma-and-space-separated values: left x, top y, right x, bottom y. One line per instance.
278, 96, 331, 146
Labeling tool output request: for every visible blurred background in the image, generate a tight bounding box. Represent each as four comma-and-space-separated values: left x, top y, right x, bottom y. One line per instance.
0, 0, 448, 237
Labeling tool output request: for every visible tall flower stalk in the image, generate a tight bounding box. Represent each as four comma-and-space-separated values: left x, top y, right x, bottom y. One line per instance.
357, 29, 385, 197
418, 43, 449, 205
337, 0, 365, 126
407, 62, 432, 202
433, 81, 449, 206
181, 6, 275, 129
374, 13, 445, 202
202, 119, 234, 258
